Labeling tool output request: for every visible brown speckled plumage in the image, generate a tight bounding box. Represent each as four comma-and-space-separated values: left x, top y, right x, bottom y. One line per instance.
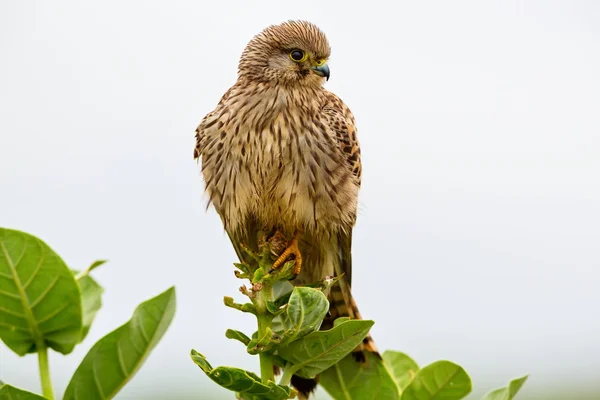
194, 20, 374, 398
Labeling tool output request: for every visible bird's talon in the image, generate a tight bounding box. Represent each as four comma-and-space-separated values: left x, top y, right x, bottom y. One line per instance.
271, 234, 302, 275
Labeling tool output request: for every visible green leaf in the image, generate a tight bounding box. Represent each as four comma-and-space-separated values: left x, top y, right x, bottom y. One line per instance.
190, 350, 292, 400
0, 384, 47, 399
278, 319, 374, 379
320, 351, 400, 400
481, 375, 528, 400
272, 281, 293, 302
246, 326, 275, 355
401, 360, 471, 400
63, 287, 176, 400
226, 329, 251, 346
224, 297, 256, 314
275, 287, 328, 345
75, 260, 107, 280
85, 260, 107, 273
333, 317, 351, 327
77, 273, 103, 342
382, 351, 420, 390
0, 228, 83, 355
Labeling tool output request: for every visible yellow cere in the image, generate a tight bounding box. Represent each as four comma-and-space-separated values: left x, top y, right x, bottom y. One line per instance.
314, 59, 326, 66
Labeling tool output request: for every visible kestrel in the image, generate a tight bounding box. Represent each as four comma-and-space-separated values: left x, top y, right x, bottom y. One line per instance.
194, 20, 377, 397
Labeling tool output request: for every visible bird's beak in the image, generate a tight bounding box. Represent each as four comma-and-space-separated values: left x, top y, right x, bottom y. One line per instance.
312, 64, 330, 81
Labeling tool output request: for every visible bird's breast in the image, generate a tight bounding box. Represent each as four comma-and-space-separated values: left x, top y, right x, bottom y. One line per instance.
203, 91, 357, 237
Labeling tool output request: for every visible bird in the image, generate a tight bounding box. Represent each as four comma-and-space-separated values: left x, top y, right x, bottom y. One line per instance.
193, 20, 377, 398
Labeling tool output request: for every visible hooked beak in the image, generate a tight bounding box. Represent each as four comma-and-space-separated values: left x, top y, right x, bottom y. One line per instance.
312, 64, 330, 81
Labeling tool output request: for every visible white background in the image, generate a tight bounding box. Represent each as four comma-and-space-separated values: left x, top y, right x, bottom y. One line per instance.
1, 1, 599, 398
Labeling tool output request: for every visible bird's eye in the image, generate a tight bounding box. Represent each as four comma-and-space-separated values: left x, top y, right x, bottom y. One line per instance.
289, 49, 307, 62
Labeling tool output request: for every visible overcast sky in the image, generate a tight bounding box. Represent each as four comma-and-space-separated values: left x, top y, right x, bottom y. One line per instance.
1, 1, 599, 399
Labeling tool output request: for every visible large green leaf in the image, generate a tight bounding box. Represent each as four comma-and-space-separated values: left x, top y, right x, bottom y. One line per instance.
0, 384, 47, 399
0, 228, 82, 355
401, 361, 471, 400
278, 319, 374, 379
274, 287, 328, 345
382, 351, 420, 390
63, 287, 176, 400
481, 375, 528, 400
320, 351, 400, 400
190, 350, 292, 400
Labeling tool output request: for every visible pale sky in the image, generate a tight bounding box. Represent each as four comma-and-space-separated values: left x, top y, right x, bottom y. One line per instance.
1, 1, 599, 399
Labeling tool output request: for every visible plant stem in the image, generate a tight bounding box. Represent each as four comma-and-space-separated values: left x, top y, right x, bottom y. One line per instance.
279, 365, 299, 387
259, 349, 275, 383
255, 282, 275, 383
37, 342, 55, 400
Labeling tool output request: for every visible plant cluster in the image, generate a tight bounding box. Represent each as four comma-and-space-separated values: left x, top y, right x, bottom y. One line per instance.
1, 227, 528, 400
0, 228, 175, 399
190, 238, 529, 400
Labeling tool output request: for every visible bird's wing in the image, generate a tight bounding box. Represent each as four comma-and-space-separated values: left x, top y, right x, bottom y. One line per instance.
193, 87, 233, 161
321, 91, 362, 287
321, 91, 378, 357
322, 91, 362, 191
194, 87, 260, 268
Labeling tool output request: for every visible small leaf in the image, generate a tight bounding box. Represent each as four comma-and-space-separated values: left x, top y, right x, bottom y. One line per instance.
402, 360, 471, 400
275, 287, 328, 345
226, 329, 251, 346
190, 350, 292, 400
252, 267, 267, 283
246, 327, 275, 354
481, 375, 529, 400
333, 317, 351, 327
278, 319, 374, 379
234, 262, 250, 276
320, 351, 400, 400
71, 270, 104, 343
63, 287, 176, 400
75, 260, 107, 280
224, 297, 256, 314
383, 351, 420, 390
0, 384, 47, 399
0, 228, 83, 355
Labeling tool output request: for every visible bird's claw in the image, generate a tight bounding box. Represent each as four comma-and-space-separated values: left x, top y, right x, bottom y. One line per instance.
271, 235, 302, 276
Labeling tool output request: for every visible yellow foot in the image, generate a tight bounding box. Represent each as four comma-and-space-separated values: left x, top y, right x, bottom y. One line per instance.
271, 233, 302, 275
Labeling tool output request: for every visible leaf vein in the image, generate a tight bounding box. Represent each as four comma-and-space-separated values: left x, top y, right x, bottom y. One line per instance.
92, 359, 106, 399
29, 274, 60, 309
117, 340, 129, 377
22, 246, 45, 289
10, 240, 28, 272
0, 289, 21, 300
0, 306, 26, 319
0, 321, 30, 332
0, 271, 13, 279
36, 301, 70, 325
137, 315, 151, 344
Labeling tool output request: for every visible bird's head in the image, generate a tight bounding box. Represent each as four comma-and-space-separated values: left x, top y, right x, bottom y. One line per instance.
238, 20, 331, 86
